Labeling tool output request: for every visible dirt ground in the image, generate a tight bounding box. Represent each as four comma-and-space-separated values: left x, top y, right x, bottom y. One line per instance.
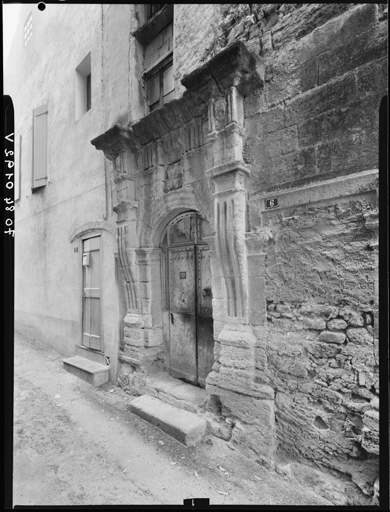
12, 330, 332, 506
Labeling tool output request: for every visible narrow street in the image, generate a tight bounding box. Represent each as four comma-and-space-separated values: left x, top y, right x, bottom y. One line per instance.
13, 330, 331, 506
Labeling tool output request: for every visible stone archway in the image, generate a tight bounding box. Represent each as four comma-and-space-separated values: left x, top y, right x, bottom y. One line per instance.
160, 211, 214, 388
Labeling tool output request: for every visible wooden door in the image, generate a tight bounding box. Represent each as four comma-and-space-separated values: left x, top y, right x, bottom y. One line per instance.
164, 212, 214, 387
168, 246, 197, 383
82, 236, 102, 351
196, 245, 214, 387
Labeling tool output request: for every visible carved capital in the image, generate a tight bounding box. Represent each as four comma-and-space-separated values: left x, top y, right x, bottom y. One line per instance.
207, 160, 251, 195
113, 200, 138, 223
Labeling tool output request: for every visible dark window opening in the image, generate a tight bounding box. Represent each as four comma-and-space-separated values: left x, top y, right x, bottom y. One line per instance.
86, 74, 92, 112
145, 55, 174, 112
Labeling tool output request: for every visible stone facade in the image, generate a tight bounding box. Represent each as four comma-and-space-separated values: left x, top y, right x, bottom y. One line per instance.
7, 3, 386, 505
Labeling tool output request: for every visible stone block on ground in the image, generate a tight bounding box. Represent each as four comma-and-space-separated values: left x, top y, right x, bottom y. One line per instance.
128, 395, 207, 446
62, 356, 109, 387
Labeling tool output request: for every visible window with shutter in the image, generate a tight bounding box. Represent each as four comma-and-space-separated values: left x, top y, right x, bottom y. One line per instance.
32, 103, 48, 190
145, 53, 174, 113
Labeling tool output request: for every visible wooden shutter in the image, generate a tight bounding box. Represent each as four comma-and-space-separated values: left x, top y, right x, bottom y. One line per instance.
32, 103, 48, 189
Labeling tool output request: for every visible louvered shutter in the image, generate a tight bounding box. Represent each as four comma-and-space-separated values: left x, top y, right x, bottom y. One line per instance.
32, 103, 48, 189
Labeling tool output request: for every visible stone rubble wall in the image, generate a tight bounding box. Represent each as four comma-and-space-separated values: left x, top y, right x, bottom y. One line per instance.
258, 195, 379, 504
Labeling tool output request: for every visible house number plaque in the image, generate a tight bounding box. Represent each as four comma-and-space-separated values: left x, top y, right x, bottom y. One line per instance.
179, 272, 186, 279
265, 198, 279, 209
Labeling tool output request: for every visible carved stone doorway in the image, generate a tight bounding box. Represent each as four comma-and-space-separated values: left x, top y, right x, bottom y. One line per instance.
161, 212, 214, 387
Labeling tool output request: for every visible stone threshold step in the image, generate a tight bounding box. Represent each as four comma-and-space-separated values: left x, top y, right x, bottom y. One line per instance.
145, 372, 207, 414
62, 355, 109, 387
129, 395, 207, 446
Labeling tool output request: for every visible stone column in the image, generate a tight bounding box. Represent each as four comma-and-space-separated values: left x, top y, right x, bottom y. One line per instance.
203, 84, 275, 466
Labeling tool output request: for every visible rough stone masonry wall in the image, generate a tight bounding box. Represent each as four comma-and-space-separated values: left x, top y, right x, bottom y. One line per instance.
262, 197, 379, 504
198, 3, 386, 505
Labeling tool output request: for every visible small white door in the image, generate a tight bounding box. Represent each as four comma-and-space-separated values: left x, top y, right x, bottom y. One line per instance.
82, 236, 102, 351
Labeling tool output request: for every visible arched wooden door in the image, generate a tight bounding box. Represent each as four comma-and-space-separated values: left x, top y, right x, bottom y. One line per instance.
161, 212, 214, 387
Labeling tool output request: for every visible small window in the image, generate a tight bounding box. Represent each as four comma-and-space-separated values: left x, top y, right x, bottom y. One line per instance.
75, 53, 92, 120
145, 54, 174, 112
86, 74, 92, 112
24, 12, 32, 46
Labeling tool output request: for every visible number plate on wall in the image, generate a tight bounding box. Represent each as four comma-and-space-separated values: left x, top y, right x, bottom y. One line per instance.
265, 198, 279, 209
179, 272, 186, 279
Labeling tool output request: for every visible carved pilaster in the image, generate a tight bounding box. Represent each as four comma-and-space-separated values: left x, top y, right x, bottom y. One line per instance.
206, 161, 250, 320
117, 201, 139, 312
226, 86, 244, 127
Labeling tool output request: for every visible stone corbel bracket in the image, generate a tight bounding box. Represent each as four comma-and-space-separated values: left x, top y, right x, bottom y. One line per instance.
182, 40, 264, 100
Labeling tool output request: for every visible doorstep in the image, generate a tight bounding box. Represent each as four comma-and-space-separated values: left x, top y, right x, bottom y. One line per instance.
62, 355, 109, 387
145, 371, 208, 414
129, 394, 207, 446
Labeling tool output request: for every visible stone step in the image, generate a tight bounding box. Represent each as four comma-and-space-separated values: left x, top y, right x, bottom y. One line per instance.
62, 356, 109, 387
145, 372, 207, 414
129, 395, 207, 446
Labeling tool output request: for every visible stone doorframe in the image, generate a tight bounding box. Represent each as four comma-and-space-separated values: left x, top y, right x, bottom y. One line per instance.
91, 42, 276, 463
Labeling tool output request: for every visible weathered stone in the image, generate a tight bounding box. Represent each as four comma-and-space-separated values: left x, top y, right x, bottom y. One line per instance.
300, 303, 339, 319
218, 344, 254, 370
208, 384, 275, 427
346, 400, 371, 414
230, 419, 275, 463
217, 324, 257, 349
204, 413, 233, 440
363, 409, 379, 430
361, 429, 379, 455
207, 368, 274, 400
338, 307, 364, 327
318, 331, 346, 344
289, 462, 348, 505
275, 303, 292, 314
327, 319, 348, 331
302, 317, 327, 330
370, 396, 379, 411
346, 328, 373, 345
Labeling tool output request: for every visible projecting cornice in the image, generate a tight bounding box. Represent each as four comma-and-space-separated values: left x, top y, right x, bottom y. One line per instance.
91, 41, 263, 158
182, 41, 264, 98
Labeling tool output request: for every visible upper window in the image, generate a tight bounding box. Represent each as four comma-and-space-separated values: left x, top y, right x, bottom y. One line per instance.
24, 12, 32, 46
143, 19, 174, 114
75, 53, 92, 120
145, 54, 174, 112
